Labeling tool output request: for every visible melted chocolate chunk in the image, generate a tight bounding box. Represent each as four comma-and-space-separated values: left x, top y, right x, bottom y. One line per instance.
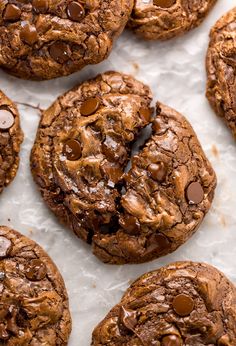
25, 259, 47, 281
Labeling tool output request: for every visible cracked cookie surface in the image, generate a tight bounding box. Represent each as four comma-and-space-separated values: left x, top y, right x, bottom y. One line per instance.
30, 71, 216, 264
0, 91, 23, 195
206, 7, 236, 139
0, 226, 71, 345
91, 261, 236, 345
128, 0, 217, 40
0, 0, 133, 80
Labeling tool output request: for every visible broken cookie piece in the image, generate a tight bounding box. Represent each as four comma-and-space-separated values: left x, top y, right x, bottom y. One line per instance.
30, 71, 216, 264
0, 91, 23, 195
0, 0, 133, 80
91, 261, 236, 345
128, 0, 217, 40
206, 7, 236, 139
0, 226, 71, 345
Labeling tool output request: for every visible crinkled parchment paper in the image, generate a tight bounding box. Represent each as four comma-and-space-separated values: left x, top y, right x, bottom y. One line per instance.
0, 1, 236, 344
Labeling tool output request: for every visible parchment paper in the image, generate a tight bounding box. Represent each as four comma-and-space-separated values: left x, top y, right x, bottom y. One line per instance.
0, 1, 235, 344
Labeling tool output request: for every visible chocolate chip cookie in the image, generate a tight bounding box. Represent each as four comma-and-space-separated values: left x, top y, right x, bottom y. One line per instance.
206, 7, 236, 139
0, 91, 23, 194
0, 0, 133, 80
0, 225, 71, 345
92, 261, 236, 345
128, 0, 217, 40
30, 71, 216, 264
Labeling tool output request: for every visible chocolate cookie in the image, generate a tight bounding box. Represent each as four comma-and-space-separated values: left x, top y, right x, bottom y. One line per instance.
0, 225, 71, 345
206, 7, 236, 139
92, 261, 236, 345
30, 71, 216, 264
0, 0, 133, 80
0, 91, 23, 194
128, 0, 217, 40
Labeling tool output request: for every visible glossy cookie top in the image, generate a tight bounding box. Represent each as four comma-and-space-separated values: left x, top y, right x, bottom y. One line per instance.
0, 226, 71, 345
0, 91, 23, 194
92, 261, 236, 345
30, 71, 216, 264
128, 0, 217, 40
206, 7, 236, 139
0, 0, 133, 80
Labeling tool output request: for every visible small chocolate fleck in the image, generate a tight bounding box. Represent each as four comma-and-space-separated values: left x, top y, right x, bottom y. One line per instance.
67, 2, 85, 21
0, 237, 12, 258
3, 4, 21, 21
172, 294, 194, 317
186, 181, 204, 204
0, 110, 15, 130
80, 97, 100, 116
63, 139, 82, 161
25, 259, 47, 281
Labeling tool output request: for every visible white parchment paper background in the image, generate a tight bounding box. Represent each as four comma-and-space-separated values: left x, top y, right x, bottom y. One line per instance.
0, 1, 236, 344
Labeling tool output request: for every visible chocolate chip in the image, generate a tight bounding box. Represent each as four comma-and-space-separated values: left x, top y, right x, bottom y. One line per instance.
49, 42, 71, 63
138, 107, 152, 123
148, 162, 167, 182
80, 97, 100, 116
102, 136, 127, 163
119, 306, 137, 331
20, 22, 38, 45
101, 162, 123, 184
217, 335, 231, 346
153, 0, 176, 8
25, 259, 47, 281
172, 294, 194, 317
67, 2, 85, 21
162, 335, 182, 346
146, 233, 170, 255
3, 4, 21, 21
120, 214, 140, 235
0, 237, 12, 258
186, 181, 204, 204
32, 0, 48, 12
63, 139, 82, 161
0, 110, 14, 130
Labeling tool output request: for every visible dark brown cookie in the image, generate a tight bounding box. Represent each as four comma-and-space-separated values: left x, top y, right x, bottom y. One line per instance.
0, 91, 23, 194
91, 261, 236, 345
0, 225, 71, 345
206, 7, 236, 139
0, 0, 133, 80
30, 71, 216, 264
128, 0, 217, 40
